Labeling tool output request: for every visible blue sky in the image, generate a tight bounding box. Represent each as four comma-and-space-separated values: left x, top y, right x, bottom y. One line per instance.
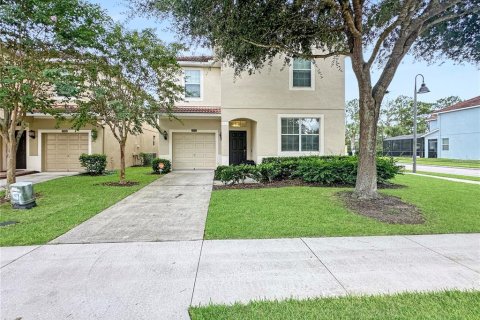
90, 0, 479, 103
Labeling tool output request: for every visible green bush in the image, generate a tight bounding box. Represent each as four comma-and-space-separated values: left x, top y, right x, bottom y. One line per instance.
152, 158, 171, 174
261, 156, 401, 185
214, 165, 229, 180
377, 157, 402, 182
296, 157, 358, 185
219, 164, 258, 185
256, 162, 282, 182
139, 153, 155, 166
79, 153, 107, 175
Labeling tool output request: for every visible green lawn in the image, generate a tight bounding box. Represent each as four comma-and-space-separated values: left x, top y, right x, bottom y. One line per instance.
205, 174, 480, 239
0, 167, 160, 246
395, 157, 480, 168
189, 290, 480, 320
412, 171, 480, 182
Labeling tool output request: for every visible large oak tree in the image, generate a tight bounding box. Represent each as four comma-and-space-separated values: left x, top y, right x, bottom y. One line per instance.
137, 0, 479, 199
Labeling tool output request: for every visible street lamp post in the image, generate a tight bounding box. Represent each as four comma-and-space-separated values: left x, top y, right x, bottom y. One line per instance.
413, 74, 430, 173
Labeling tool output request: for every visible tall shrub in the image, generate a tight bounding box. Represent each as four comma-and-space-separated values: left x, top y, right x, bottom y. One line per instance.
79, 154, 107, 175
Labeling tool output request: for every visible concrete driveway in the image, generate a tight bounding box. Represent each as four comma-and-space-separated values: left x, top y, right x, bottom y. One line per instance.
1, 234, 479, 320
51, 171, 214, 244
0, 172, 78, 191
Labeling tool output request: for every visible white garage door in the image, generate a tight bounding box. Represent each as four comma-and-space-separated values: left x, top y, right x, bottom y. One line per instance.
172, 132, 216, 170
45, 133, 89, 172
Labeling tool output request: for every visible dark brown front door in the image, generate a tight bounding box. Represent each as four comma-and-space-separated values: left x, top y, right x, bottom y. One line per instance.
229, 131, 247, 165
16, 131, 27, 169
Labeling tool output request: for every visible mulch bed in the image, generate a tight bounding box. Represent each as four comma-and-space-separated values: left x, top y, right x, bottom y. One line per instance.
337, 191, 425, 224
213, 180, 406, 190
97, 181, 140, 187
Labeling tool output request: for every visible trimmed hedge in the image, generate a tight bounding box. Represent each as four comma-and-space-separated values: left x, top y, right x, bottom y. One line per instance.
152, 158, 171, 174
214, 156, 401, 185
79, 153, 107, 175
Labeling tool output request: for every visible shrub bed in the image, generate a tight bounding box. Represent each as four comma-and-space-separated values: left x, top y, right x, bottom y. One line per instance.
79, 154, 107, 175
139, 152, 155, 166
214, 156, 401, 186
152, 158, 172, 174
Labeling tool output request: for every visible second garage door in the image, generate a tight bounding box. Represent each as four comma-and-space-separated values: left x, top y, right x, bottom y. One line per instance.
172, 132, 216, 170
44, 133, 89, 172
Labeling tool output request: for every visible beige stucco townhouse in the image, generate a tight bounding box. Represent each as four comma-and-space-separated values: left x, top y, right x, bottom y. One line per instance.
0, 111, 158, 173
158, 54, 346, 170
1, 54, 345, 173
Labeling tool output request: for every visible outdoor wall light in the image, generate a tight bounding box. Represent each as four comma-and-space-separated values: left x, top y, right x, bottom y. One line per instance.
28, 130, 36, 139
161, 130, 168, 140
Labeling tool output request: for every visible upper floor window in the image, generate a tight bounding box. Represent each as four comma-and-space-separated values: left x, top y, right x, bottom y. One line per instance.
184, 70, 201, 98
291, 58, 313, 89
281, 117, 320, 152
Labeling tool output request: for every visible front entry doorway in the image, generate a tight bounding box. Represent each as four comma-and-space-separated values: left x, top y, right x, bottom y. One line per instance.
428, 139, 438, 158
229, 131, 247, 165
16, 131, 27, 169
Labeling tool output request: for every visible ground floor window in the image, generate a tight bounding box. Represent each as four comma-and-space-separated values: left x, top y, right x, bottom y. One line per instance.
281, 117, 320, 152
442, 138, 449, 151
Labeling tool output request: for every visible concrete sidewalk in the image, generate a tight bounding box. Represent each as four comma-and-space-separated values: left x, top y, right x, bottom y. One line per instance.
402, 163, 480, 177
0, 172, 78, 191
1, 234, 478, 320
51, 171, 214, 244
406, 172, 480, 185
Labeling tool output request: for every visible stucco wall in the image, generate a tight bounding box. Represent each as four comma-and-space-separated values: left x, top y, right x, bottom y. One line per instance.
177, 66, 221, 107
438, 107, 480, 160
220, 55, 345, 111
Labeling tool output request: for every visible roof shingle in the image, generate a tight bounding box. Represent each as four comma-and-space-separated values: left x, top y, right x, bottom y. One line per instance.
172, 106, 221, 114
435, 96, 480, 114
177, 56, 214, 62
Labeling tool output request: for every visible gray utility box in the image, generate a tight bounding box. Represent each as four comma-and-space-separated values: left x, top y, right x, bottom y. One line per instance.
10, 182, 37, 209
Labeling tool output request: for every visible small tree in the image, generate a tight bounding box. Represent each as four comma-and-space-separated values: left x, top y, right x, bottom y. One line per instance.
73, 25, 181, 183
140, 0, 479, 199
0, 0, 108, 199
345, 99, 359, 155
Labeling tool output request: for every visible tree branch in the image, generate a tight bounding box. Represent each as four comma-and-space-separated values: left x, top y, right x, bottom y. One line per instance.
338, 0, 362, 38
422, 6, 480, 32
240, 38, 350, 58
366, 0, 416, 67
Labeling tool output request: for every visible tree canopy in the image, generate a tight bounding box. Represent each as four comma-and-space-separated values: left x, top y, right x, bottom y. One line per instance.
71, 24, 183, 183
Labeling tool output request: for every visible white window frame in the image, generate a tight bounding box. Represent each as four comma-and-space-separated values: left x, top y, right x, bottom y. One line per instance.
277, 114, 324, 156
289, 59, 315, 91
183, 68, 203, 101
442, 137, 449, 151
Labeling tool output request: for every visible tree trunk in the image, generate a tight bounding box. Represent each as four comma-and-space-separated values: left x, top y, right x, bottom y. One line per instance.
355, 89, 381, 199
5, 133, 17, 200
119, 142, 126, 184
